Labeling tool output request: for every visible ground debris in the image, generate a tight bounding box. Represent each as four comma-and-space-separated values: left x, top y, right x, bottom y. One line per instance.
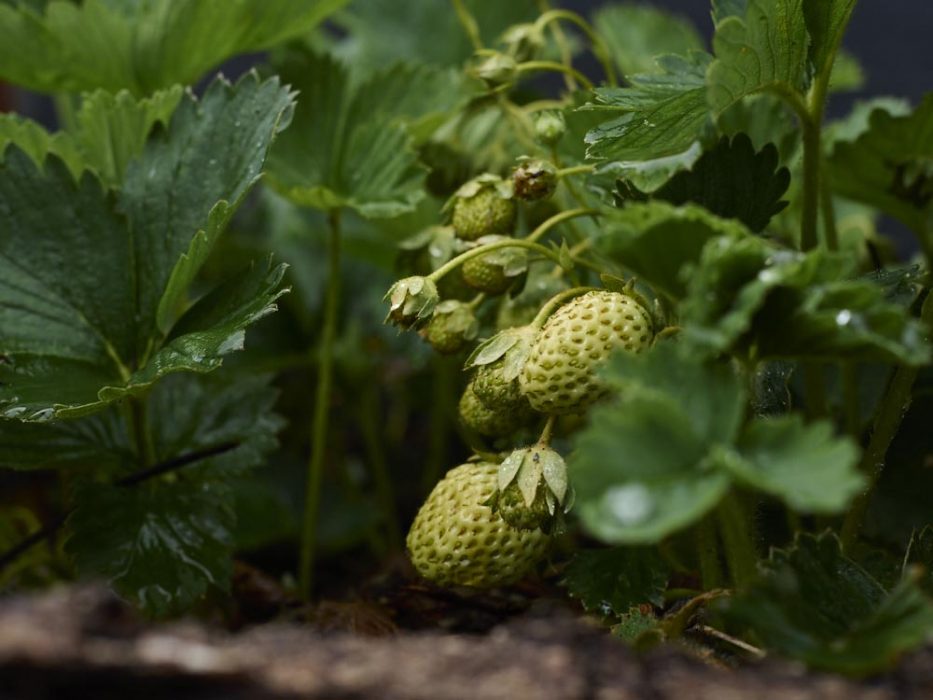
0, 585, 929, 700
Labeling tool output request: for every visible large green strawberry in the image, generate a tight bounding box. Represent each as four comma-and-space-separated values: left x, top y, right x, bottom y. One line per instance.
520, 290, 653, 414
406, 462, 550, 587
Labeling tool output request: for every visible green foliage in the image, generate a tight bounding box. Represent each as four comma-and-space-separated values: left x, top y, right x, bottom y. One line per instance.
616, 134, 790, 232
0, 0, 347, 94
62, 372, 283, 616
571, 343, 862, 544
0, 73, 294, 420
266, 50, 458, 218
722, 532, 933, 674
593, 4, 703, 78
682, 236, 931, 365
563, 546, 669, 615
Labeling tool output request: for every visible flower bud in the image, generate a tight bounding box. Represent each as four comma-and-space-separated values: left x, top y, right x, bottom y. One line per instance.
534, 111, 566, 146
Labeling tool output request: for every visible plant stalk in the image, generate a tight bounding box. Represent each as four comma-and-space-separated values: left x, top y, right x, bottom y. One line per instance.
716, 491, 758, 588
696, 516, 723, 590
299, 208, 342, 600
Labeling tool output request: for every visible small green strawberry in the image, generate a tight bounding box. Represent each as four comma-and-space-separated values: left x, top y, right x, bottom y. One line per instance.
534, 111, 566, 146
461, 235, 528, 295
471, 52, 518, 88
406, 461, 550, 587
492, 444, 570, 532
459, 380, 531, 438
512, 158, 558, 202
465, 325, 538, 413
449, 174, 516, 241
421, 300, 479, 355
384, 276, 440, 330
520, 290, 654, 414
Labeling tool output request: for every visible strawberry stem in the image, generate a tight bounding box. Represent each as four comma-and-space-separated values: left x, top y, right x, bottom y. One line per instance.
530, 286, 599, 329
537, 415, 557, 446
533, 8, 618, 86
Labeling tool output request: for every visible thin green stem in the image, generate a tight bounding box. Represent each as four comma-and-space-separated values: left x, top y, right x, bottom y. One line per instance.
556, 164, 596, 178
716, 491, 758, 588
359, 383, 401, 551
840, 292, 932, 549
526, 207, 599, 243
530, 286, 600, 329
451, 0, 483, 51
799, 114, 822, 252
537, 415, 557, 446
497, 95, 540, 151
299, 208, 342, 600
535, 0, 576, 91
534, 8, 618, 86
429, 238, 565, 282
696, 516, 723, 590
516, 61, 594, 91
820, 171, 839, 252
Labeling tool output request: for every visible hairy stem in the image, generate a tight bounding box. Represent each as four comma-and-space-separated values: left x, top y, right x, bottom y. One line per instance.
429, 238, 566, 282
299, 208, 342, 600
534, 8, 617, 86
516, 61, 594, 91
530, 286, 600, 329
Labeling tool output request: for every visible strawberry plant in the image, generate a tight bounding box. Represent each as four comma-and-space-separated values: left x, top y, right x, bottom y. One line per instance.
1, 0, 932, 679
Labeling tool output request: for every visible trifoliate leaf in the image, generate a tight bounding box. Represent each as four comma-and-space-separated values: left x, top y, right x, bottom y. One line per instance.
266, 50, 427, 218
0, 0, 347, 94
722, 415, 863, 512
0, 73, 294, 421
707, 0, 808, 115
593, 4, 703, 78
63, 371, 283, 616
722, 532, 933, 674
682, 236, 931, 365
828, 94, 933, 240
598, 202, 751, 300
563, 546, 669, 616
617, 134, 790, 233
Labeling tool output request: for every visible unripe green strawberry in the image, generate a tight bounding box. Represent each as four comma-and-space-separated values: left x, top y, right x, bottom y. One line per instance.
465, 325, 538, 413
512, 158, 558, 202
420, 300, 479, 355
461, 235, 527, 295
406, 462, 550, 587
520, 290, 654, 414
493, 445, 569, 532
459, 380, 531, 438
534, 111, 566, 146
472, 52, 518, 88
384, 276, 440, 330
449, 175, 516, 241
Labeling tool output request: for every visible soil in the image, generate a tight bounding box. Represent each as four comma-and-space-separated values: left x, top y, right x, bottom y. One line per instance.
0, 582, 931, 700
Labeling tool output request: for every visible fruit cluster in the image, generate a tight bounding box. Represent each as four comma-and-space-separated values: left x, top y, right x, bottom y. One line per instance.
385, 161, 658, 589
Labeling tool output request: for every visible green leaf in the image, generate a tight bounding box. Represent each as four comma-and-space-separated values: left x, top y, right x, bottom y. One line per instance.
598, 202, 751, 300
63, 371, 283, 616
333, 0, 536, 71
707, 0, 808, 115
593, 4, 703, 78
563, 546, 669, 615
570, 344, 742, 543
0, 0, 347, 94
584, 52, 712, 167
0, 412, 130, 472
682, 236, 931, 365
266, 50, 427, 218
723, 415, 863, 512
70, 87, 183, 187
66, 479, 235, 617
828, 94, 933, 239
618, 134, 790, 232
0, 74, 294, 421
0, 113, 83, 175
803, 0, 857, 76
722, 532, 933, 674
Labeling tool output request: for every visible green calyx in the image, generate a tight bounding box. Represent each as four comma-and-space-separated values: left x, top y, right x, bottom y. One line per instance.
493, 444, 570, 532
384, 276, 440, 330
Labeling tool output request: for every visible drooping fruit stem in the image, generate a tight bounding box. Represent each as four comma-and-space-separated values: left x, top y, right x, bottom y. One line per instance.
533, 8, 618, 86
516, 61, 594, 91
299, 208, 342, 600
530, 286, 600, 329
